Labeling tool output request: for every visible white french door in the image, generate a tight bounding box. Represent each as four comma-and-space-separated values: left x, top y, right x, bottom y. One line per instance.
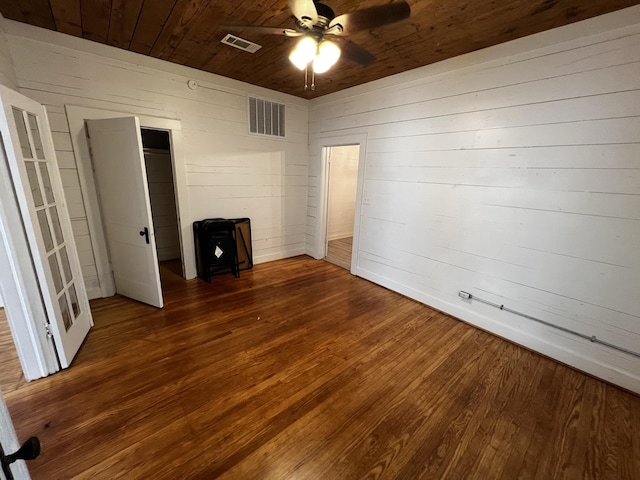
85, 117, 163, 308
0, 85, 91, 369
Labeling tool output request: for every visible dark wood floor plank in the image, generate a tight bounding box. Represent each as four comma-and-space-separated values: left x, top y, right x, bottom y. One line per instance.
1, 255, 639, 479
0, 315, 27, 393
215, 311, 470, 478
616, 389, 640, 478
180, 302, 445, 477
374, 332, 515, 479
494, 359, 560, 479
413, 343, 538, 479
330, 331, 501, 479
466, 358, 553, 479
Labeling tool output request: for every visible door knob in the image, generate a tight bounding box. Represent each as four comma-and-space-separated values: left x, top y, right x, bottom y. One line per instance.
139, 227, 150, 244
1, 437, 40, 479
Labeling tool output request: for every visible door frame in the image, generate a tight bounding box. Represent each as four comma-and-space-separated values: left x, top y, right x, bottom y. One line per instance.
86, 117, 164, 308
315, 133, 367, 274
66, 106, 195, 299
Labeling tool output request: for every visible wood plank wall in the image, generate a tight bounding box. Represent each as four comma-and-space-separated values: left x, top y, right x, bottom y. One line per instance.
308, 8, 640, 392
1, 20, 309, 299
0, 16, 15, 90
0, 15, 17, 308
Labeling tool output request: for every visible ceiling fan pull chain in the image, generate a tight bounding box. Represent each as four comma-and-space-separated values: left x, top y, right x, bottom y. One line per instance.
311, 69, 315, 91
304, 65, 308, 91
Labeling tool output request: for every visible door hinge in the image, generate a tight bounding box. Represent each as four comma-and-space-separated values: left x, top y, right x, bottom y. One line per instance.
44, 324, 53, 340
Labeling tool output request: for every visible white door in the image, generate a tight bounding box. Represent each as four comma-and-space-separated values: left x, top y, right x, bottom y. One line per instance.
0, 85, 92, 369
85, 118, 163, 308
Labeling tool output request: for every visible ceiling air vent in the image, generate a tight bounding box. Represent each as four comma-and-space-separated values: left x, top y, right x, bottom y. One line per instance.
248, 97, 285, 138
221, 34, 262, 53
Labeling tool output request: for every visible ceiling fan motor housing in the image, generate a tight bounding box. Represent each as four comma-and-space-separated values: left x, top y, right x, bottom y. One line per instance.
314, 2, 336, 27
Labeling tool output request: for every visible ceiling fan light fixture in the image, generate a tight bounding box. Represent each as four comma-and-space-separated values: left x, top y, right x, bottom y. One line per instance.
312, 55, 331, 74
289, 49, 309, 70
313, 40, 341, 73
289, 36, 318, 70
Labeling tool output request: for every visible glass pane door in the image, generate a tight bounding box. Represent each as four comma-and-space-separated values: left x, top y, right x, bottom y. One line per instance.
12, 107, 82, 333
0, 85, 92, 369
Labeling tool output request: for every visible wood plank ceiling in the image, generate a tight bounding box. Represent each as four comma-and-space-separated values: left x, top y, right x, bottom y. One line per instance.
1, 0, 640, 99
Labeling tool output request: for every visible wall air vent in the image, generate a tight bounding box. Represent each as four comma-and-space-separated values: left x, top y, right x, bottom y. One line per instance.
221, 34, 262, 53
248, 97, 286, 138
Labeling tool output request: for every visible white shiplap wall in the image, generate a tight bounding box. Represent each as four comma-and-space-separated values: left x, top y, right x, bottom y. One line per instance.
308, 7, 640, 392
0, 16, 16, 90
0, 15, 18, 309
4, 21, 308, 298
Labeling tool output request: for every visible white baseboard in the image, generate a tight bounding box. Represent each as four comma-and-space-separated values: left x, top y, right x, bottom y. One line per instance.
86, 287, 103, 300
253, 247, 307, 265
328, 233, 353, 241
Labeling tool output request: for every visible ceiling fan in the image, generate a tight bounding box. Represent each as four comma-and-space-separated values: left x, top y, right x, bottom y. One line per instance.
224, 0, 411, 88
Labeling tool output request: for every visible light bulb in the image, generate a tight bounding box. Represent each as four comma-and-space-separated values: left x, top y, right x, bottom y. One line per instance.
289, 49, 309, 70
298, 37, 318, 59
312, 55, 331, 73
313, 40, 341, 74
319, 41, 341, 65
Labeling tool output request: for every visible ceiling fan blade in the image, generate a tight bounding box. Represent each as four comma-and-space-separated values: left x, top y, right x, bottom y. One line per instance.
339, 40, 376, 66
222, 25, 301, 37
288, 0, 318, 27
329, 1, 411, 35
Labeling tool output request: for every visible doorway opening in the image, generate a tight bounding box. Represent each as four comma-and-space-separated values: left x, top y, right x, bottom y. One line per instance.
323, 144, 360, 270
140, 129, 183, 279
67, 106, 194, 305
85, 116, 186, 309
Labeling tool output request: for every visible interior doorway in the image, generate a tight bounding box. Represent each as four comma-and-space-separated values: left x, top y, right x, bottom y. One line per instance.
323, 145, 360, 270
87, 117, 163, 307
66, 106, 195, 304
85, 118, 186, 309
141, 129, 183, 278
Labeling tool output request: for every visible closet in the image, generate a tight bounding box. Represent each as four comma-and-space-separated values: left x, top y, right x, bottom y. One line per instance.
141, 129, 181, 264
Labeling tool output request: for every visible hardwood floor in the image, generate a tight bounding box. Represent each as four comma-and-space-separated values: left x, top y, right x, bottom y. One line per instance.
325, 236, 352, 270
1, 256, 639, 479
